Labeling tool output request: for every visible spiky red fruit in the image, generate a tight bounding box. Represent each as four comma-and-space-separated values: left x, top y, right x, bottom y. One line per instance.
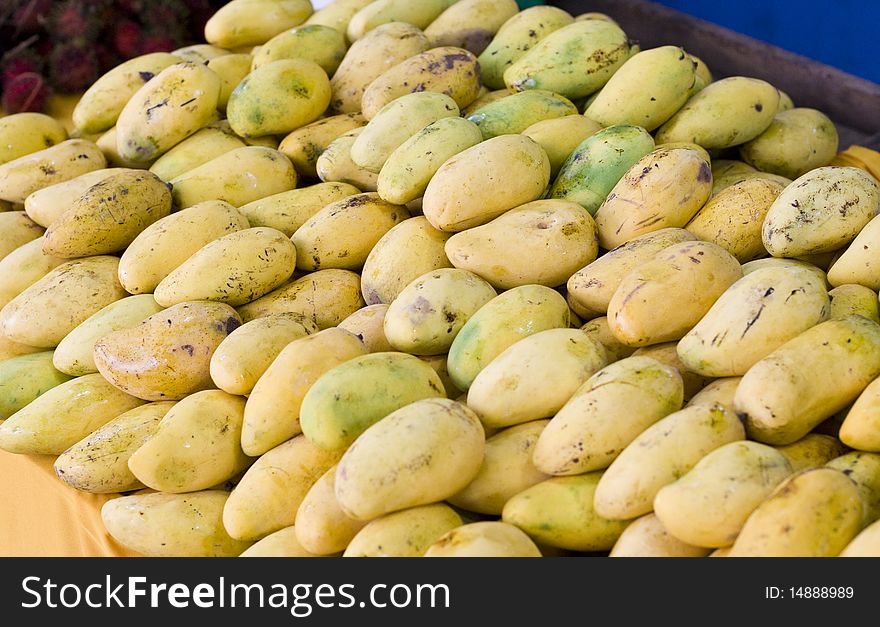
140, 1, 189, 30
10, 0, 54, 34
2, 72, 51, 113
49, 43, 99, 92
94, 42, 118, 73
2, 53, 42, 86
140, 34, 179, 54
113, 19, 142, 58
50, 1, 91, 40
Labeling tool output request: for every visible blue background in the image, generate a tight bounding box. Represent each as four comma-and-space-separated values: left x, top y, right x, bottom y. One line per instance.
648, 0, 877, 84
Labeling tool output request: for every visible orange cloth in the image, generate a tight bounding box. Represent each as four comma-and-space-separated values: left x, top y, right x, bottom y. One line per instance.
831, 145, 880, 180
0, 450, 140, 557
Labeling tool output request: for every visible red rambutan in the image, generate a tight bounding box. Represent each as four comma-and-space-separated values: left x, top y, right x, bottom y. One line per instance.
49, 0, 92, 41
2, 71, 51, 113
9, 0, 53, 35
2, 50, 42, 86
139, 33, 179, 54
49, 42, 99, 92
113, 19, 142, 58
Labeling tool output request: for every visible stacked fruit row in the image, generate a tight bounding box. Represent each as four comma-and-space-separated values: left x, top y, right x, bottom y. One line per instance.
0, 0, 878, 557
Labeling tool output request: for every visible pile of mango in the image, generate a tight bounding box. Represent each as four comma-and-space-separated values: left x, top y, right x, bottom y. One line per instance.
0, 0, 879, 558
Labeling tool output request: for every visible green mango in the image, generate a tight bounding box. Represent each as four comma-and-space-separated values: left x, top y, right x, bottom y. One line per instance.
477, 6, 574, 89
548, 124, 654, 214
466, 90, 578, 139
503, 20, 629, 100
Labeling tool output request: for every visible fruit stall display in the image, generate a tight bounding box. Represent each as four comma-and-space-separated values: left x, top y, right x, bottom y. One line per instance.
0, 0, 879, 558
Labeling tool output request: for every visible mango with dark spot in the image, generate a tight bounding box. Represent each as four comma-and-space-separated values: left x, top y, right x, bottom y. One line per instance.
292, 192, 409, 271
72, 53, 180, 135
315, 128, 378, 191
93, 300, 242, 401
740, 108, 839, 179
825, 451, 880, 525
378, 117, 483, 205
567, 227, 696, 320
239, 181, 360, 237
43, 170, 172, 258
595, 147, 712, 249
679, 265, 829, 378
728, 468, 862, 556
338, 304, 393, 353
424, 0, 519, 55
101, 491, 252, 557
607, 240, 742, 347
210, 312, 318, 396
384, 267, 496, 355
655, 76, 779, 150
352, 92, 460, 173
504, 20, 629, 100
279, 113, 365, 179
736, 315, 880, 445
0, 139, 107, 204
238, 268, 364, 329
54, 401, 174, 494
534, 356, 683, 475
115, 62, 221, 163
686, 178, 785, 263
594, 403, 745, 520
0, 112, 69, 165
762, 166, 880, 257
0, 255, 127, 348
478, 5, 574, 89
330, 22, 430, 114
361, 216, 454, 306
360, 46, 481, 120
119, 200, 249, 295
228, 59, 331, 138
692, 430, 800, 544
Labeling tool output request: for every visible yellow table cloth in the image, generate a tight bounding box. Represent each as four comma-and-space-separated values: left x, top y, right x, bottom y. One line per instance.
0, 450, 139, 557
